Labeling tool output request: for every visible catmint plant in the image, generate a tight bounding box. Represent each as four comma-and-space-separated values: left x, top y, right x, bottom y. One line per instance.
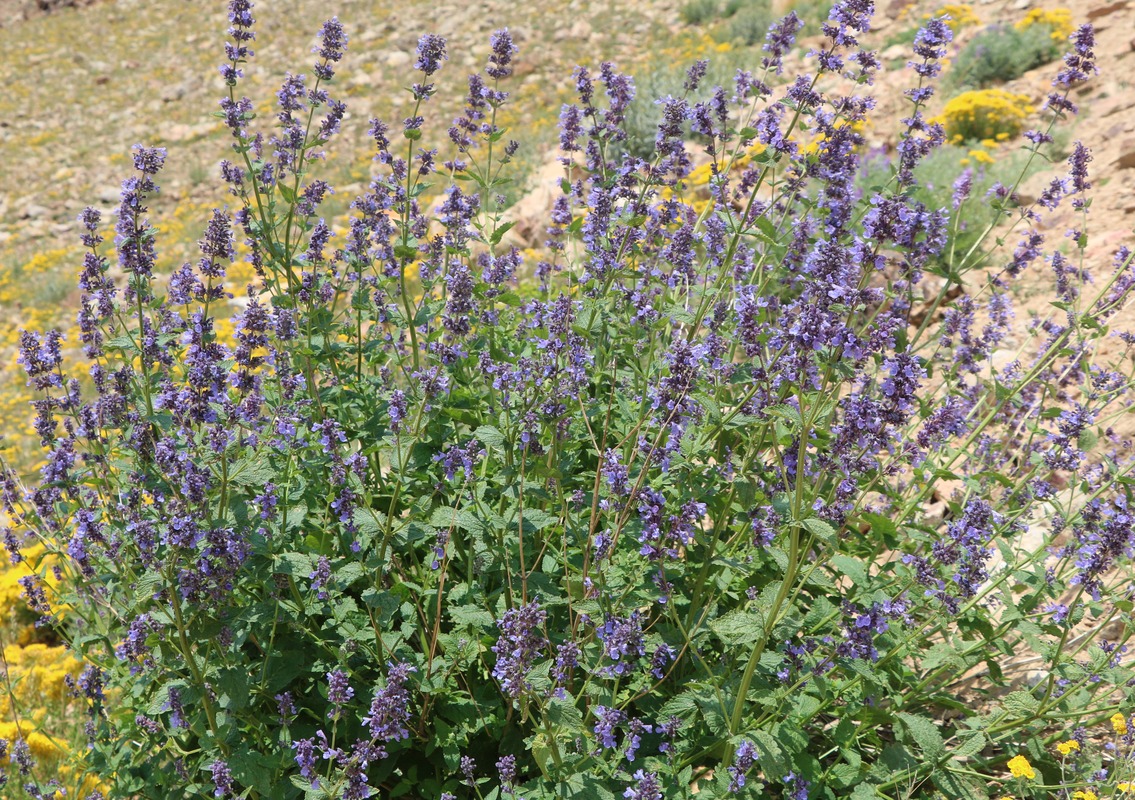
2, 2, 1134, 799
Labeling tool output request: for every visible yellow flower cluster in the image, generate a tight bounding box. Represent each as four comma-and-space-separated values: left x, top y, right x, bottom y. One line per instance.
959, 132, 1012, 167
931, 3, 980, 32
1015, 7, 1075, 42
1113, 712, 1129, 735
1007, 754, 1035, 779
936, 89, 1034, 143
1056, 739, 1081, 756
1, 643, 81, 718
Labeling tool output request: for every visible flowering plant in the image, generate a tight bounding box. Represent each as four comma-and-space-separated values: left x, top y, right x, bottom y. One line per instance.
2, 3, 1133, 800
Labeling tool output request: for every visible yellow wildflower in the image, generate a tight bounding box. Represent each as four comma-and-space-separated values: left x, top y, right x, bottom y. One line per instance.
1071, 791, 1098, 800
1113, 713, 1129, 735
1056, 739, 1080, 756
1007, 755, 1035, 780
930, 3, 980, 31
934, 89, 1034, 142
1016, 8, 1074, 42
1119, 782, 1134, 791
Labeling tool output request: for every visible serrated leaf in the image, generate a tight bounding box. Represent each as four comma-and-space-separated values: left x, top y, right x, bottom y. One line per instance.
710, 608, 764, 646
1003, 690, 1039, 716
547, 699, 583, 729
799, 517, 836, 543
489, 221, 515, 245
830, 554, 867, 586
473, 425, 507, 453
898, 712, 944, 759
751, 730, 787, 780
952, 731, 986, 760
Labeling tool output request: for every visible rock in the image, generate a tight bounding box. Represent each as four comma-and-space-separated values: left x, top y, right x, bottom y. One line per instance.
383, 50, 411, 68
1011, 0, 1031, 9
1087, 1, 1129, 19
22, 203, 50, 220
161, 81, 191, 103
1097, 90, 1135, 118
97, 186, 120, 203
1116, 139, 1135, 170
504, 154, 570, 247
881, 44, 907, 62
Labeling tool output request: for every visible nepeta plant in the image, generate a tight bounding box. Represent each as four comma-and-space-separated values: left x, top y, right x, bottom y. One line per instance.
2, 3, 1134, 799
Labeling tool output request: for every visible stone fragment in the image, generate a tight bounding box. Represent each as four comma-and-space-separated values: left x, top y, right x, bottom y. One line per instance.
1116, 139, 1135, 170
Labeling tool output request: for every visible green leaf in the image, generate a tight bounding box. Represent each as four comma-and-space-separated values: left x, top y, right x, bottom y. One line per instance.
489, 222, 515, 245
766, 404, 803, 429
830, 554, 867, 586
710, 608, 764, 646
473, 425, 507, 453
751, 730, 787, 780
898, 712, 945, 759
952, 731, 986, 760
429, 507, 488, 537
547, 698, 583, 729
933, 769, 989, 799
1003, 689, 1039, 716
799, 517, 836, 543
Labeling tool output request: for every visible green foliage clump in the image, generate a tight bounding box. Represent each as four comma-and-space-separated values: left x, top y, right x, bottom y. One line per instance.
946, 24, 1063, 91
726, 0, 775, 45
681, 0, 722, 25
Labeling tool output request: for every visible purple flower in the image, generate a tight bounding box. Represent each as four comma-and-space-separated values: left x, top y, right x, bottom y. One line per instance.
909, 15, 952, 81
1054, 24, 1097, 89
784, 772, 811, 800
728, 739, 759, 792
211, 760, 234, 798
551, 641, 580, 699
313, 17, 348, 80
1068, 141, 1092, 197
415, 34, 447, 76
624, 770, 663, 800
222, 0, 255, 86
486, 28, 518, 80
310, 556, 332, 600
362, 661, 415, 750
497, 754, 518, 794
596, 612, 646, 676
293, 737, 319, 787
433, 440, 484, 482
602, 449, 631, 497
593, 705, 626, 749
649, 643, 676, 679
624, 717, 652, 762
764, 13, 803, 74
492, 601, 548, 697
327, 669, 354, 721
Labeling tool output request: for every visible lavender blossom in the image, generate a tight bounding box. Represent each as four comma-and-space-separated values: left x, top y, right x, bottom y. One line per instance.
362, 662, 415, 749
327, 669, 355, 721
728, 739, 759, 792
414, 34, 447, 76
624, 770, 663, 800
492, 601, 548, 697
